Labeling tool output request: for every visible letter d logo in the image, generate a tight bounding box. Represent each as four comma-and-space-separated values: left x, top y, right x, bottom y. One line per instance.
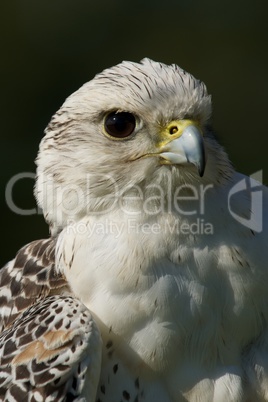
228, 171, 263, 233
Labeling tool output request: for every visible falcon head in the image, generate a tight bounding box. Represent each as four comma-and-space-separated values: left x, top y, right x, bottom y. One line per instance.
35, 58, 233, 234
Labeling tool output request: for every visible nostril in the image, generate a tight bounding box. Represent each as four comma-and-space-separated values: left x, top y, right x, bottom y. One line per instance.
169, 126, 178, 135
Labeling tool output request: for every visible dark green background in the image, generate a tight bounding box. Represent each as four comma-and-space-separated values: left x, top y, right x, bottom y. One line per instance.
1, 0, 267, 266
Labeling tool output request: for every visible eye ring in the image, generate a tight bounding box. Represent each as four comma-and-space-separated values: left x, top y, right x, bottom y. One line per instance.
103, 111, 136, 139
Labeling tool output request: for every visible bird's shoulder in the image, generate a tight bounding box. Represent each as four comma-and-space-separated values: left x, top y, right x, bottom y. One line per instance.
0, 238, 67, 333
0, 238, 102, 400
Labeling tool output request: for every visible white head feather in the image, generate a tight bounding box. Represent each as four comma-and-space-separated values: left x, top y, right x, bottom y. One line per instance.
35, 58, 232, 234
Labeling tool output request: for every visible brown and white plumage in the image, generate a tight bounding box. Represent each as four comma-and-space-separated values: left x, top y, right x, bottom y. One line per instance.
0, 240, 101, 401
1, 58, 268, 401
0, 239, 62, 332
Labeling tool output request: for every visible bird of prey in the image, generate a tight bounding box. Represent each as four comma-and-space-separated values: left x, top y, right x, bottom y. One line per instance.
0, 58, 268, 402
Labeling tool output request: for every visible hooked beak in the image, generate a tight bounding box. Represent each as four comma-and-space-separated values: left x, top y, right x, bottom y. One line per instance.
158, 120, 206, 177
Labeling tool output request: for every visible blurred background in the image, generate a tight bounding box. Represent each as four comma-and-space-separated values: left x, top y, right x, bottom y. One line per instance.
1, 0, 267, 266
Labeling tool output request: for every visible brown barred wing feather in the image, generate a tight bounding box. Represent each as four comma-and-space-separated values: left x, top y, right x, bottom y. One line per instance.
0, 295, 102, 401
0, 238, 67, 332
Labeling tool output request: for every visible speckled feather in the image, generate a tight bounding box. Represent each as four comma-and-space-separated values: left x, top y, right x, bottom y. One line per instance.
0, 295, 100, 401
0, 240, 101, 401
0, 239, 66, 332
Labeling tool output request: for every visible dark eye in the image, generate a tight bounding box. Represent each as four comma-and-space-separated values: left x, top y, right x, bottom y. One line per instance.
104, 112, 136, 139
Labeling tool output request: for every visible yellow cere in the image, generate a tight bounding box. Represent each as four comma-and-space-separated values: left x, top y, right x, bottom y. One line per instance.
157, 119, 202, 148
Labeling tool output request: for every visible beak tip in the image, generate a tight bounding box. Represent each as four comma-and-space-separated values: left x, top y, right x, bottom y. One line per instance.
198, 163, 205, 177
190, 146, 206, 177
